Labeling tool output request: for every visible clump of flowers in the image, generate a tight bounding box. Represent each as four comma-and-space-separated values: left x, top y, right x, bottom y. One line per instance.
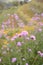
0, 10, 43, 65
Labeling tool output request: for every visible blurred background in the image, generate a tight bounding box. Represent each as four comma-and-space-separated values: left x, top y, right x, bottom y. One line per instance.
0, 0, 43, 11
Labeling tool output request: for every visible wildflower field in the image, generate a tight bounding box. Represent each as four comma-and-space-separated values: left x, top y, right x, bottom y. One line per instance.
0, 0, 43, 65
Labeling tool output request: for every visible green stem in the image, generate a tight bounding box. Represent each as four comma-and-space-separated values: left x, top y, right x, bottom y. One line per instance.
32, 55, 38, 65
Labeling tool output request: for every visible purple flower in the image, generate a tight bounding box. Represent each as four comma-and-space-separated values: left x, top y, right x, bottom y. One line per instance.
17, 42, 22, 47
26, 63, 29, 65
30, 35, 36, 40
14, 14, 19, 20
11, 58, 17, 63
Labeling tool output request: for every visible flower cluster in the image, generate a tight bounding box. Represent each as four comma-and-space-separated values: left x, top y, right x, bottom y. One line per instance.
0, 12, 43, 65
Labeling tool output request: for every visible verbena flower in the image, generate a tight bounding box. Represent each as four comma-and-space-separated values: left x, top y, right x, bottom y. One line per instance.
37, 51, 43, 57
11, 36, 18, 41
21, 31, 28, 37
31, 17, 40, 21
38, 28, 42, 32
0, 58, 2, 62
41, 13, 43, 17
30, 35, 36, 40
2, 24, 5, 29
40, 53, 43, 57
26, 63, 29, 65
39, 22, 43, 26
14, 14, 19, 20
11, 58, 17, 63
17, 42, 22, 47
37, 51, 41, 54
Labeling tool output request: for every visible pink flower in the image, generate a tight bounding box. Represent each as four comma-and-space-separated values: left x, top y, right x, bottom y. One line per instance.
0, 58, 2, 62
41, 13, 43, 17
37, 51, 43, 57
38, 28, 42, 32
14, 14, 19, 20
39, 22, 43, 26
11, 35, 18, 41
37, 51, 41, 54
21, 31, 28, 37
40, 53, 43, 57
11, 58, 17, 63
2, 24, 5, 29
31, 17, 40, 21
11, 37, 15, 41
17, 42, 22, 47
26, 63, 29, 65
30, 35, 36, 40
